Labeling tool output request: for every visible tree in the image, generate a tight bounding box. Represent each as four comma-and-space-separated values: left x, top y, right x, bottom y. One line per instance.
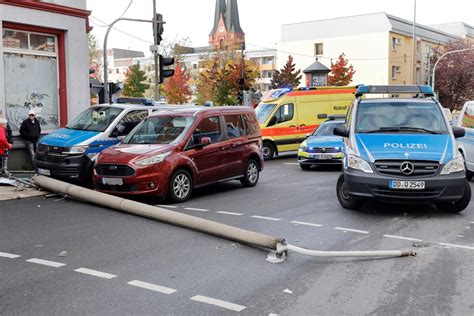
431, 39, 474, 110
195, 43, 258, 105
271, 55, 302, 88
163, 62, 192, 104
122, 63, 149, 97
327, 53, 355, 86
88, 33, 101, 80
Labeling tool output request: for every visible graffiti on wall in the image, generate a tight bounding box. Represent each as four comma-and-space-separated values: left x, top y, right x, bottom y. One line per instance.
3, 53, 59, 132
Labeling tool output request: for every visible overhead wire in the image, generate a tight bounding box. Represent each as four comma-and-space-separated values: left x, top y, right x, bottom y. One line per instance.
246, 42, 411, 61
90, 15, 154, 45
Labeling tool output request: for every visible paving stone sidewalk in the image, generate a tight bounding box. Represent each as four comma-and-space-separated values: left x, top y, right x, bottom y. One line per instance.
0, 177, 47, 201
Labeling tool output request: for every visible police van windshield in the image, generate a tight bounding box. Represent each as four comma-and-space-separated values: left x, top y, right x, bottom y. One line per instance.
313, 122, 344, 136
255, 103, 277, 123
123, 116, 194, 145
66, 107, 123, 132
355, 101, 448, 134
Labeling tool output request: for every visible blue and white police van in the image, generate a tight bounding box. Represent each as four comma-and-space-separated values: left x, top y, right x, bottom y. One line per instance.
334, 85, 470, 213
35, 103, 174, 185
455, 100, 474, 181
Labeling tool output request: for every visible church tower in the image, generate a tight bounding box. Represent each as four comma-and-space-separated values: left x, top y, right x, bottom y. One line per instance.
209, 0, 245, 49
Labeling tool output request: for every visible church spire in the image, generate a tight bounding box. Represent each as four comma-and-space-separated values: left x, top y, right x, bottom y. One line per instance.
225, 0, 244, 34
209, 0, 245, 48
210, 0, 227, 36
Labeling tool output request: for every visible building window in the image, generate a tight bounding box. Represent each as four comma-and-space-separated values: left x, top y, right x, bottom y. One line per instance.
392, 37, 401, 50
263, 57, 273, 65
391, 65, 401, 80
314, 43, 323, 56
2, 28, 59, 132
116, 68, 120, 74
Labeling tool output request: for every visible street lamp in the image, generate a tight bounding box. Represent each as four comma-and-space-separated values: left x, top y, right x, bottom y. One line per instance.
431, 47, 474, 96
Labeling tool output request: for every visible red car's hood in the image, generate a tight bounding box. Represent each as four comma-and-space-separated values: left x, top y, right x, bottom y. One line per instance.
97, 144, 175, 164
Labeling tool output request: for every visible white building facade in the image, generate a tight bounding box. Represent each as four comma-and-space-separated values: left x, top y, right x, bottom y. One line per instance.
0, 0, 90, 132
278, 13, 459, 87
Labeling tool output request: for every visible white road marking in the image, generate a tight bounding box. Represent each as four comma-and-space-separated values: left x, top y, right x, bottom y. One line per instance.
334, 227, 369, 234
438, 243, 474, 250
190, 295, 246, 312
156, 205, 177, 208
470, 222, 474, 225
251, 215, 281, 221
127, 280, 177, 294
283, 163, 299, 165
26, 258, 66, 268
291, 221, 323, 227
383, 234, 423, 242
74, 268, 117, 279
0, 252, 21, 259
216, 211, 243, 216
185, 207, 209, 212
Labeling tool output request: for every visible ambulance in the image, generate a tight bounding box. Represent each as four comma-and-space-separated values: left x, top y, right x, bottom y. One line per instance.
255, 86, 357, 159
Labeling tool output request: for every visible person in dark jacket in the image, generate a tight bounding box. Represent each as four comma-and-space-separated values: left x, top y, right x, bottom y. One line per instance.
0, 118, 13, 177
19, 110, 41, 169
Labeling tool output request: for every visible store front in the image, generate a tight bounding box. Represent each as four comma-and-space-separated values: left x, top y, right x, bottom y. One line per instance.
3, 26, 64, 132
0, 0, 90, 169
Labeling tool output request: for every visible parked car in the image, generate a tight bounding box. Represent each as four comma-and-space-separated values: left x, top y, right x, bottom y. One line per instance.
298, 120, 344, 170
94, 106, 263, 202
455, 100, 474, 180
334, 85, 470, 213
255, 86, 356, 160
36, 103, 179, 185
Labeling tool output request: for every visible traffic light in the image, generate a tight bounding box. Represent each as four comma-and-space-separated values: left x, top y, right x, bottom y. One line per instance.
237, 78, 244, 105
159, 54, 175, 83
152, 13, 164, 45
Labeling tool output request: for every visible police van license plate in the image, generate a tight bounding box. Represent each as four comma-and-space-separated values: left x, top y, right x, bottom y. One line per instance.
37, 168, 51, 176
313, 154, 332, 160
102, 177, 123, 185
389, 180, 425, 190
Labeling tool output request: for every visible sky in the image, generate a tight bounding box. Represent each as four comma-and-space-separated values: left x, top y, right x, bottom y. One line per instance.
87, 0, 474, 56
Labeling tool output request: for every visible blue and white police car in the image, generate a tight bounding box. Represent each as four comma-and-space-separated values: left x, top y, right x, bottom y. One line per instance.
35, 102, 177, 185
334, 85, 470, 213
298, 119, 344, 170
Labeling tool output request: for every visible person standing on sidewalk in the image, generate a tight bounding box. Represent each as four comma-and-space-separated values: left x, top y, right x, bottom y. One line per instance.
0, 118, 13, 177
19, 110, 41, 169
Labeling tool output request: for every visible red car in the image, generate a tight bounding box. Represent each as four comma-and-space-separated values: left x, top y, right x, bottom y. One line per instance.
94, 106, 263, 202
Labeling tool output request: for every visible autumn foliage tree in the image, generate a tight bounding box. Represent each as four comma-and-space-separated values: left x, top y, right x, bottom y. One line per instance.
88, 33, 101, 81
271, 55, 302, 88
122, 63, 149, 97
327, 53, 355, 86
195, 44, 258, 105
431, 39, 474, 110
163, 63, 191, 104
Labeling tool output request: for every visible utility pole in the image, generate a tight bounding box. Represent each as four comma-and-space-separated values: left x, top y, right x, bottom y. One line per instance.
152, 0, 160, 101
103, 17, 160, 103
411, 0, 417, 84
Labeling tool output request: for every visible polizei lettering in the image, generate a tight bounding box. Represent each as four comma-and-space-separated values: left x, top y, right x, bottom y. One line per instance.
383, 143, 428, 149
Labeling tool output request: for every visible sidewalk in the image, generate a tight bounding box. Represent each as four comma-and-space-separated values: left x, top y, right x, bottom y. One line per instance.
0, 175, 47, 201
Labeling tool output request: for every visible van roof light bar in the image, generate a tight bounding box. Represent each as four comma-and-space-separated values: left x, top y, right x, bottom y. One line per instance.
355, 85, 434, 98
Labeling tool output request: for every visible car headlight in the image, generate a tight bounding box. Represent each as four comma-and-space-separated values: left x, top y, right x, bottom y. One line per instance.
299, 141, 308, 151
348, 154, 373, 173
440, 156, 465, 175
135, 152, 170, 166
63, 145, 88, 154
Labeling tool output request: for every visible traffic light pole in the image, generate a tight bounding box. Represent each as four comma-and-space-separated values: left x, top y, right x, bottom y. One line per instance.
152, 0, 160, 101
103, 17, 163, 103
